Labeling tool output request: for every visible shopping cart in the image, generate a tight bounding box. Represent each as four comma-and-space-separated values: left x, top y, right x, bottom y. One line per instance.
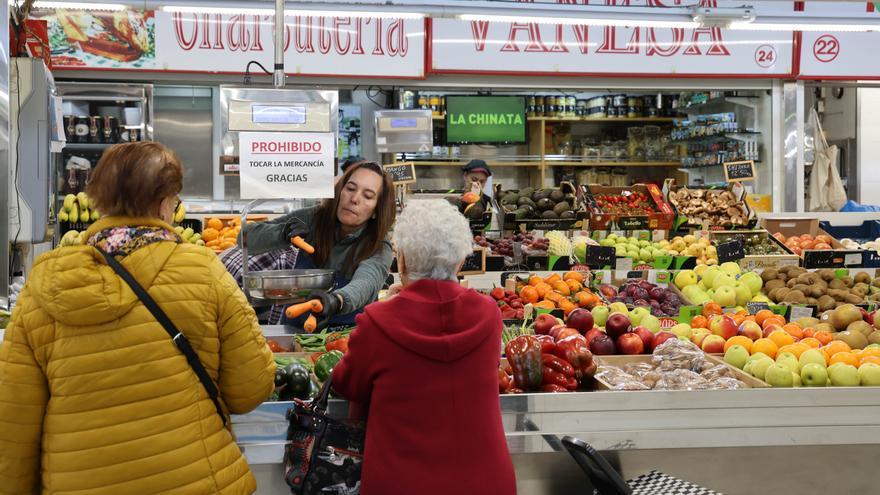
561, 436, 724, 495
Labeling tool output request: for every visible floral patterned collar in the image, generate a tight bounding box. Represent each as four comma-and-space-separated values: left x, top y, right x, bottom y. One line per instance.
87, 226, 180, 256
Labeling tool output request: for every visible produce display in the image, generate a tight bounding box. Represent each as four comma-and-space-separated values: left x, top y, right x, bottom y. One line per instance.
714, 231, 789, 256
512, 272, 603, 315
772, 232, 834, 256
271, 355, 319, 402
673, 262, 767, 307
839, 237, 880, 251
665, 235, 719, 265
759, 266, 876, 307
592, 190, 656, 214
668, 188, 749, 227
497, 186, 579, 221
474, 233, 548, 258
202, 217, 245, 253
598, 280, 684, 318
597, 234, 673, 266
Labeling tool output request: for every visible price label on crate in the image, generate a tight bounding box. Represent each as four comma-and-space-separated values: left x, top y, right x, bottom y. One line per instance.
615, 257, 633, 271
717, 239, 746, 263
789, 305, 816, 321
747, 302, 770, 315
585, 245, 616, 269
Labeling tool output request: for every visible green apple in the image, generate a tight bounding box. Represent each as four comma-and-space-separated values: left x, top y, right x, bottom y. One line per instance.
724, 344, 750, 370
712, 286, 737, 307
609, 302, 629, 316
640, 314, 661, 333
792, 372, 802, 387
615, 245, 628, 256
591, 306, 610, 327
739, 272, 763, 296
829, 363, 861, 387
801, 363, 829, 387
628, 237, 639, 245
765, 363, 794, 387
751, 294, 772, 303
711, 273, 737, 291
600, 238, 616, 247
630, 307, 650, 326
858, 362, 880, 386
702, 266, 721, 288
674, 270, 698, 289
748, 352, 771, 364
606, 234, 618, 242
775, 352, 800, 374
734, 282, 753, 306
748, 356, 774, 380
720, 261, 742, 277
670, 323, 693, 340
798, 349, 828, 371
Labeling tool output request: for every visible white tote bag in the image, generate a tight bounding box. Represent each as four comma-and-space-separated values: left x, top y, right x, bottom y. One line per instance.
808, 109, 847, 211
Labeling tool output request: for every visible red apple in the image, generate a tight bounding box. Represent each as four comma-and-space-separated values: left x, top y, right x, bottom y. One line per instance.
549, 324, 567, 340
583, 328, 604, 345
631, 327, 655, 353
616, 333, 644, 355
605, 313, 632, 341
859, 307, 873, 325
652, 331, 678, 351
762, 323, 784, 338
709, 315, 738, 340
701, 334, 726, 354
738, 320, 763, 341
690, 329, 710, 348
566, 308, 594, 334
589, 334, 617, 355
533, 313, 558, 335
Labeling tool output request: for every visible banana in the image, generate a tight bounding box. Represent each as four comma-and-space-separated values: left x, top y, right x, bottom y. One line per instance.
90, 209, 100, 222
173, 202, 186, 224
181, 227, 194, 241
59, 211, 69, 222
80, 208, 90, 223
76, 192, 89, 210
63, 194, 76, 213
173, 226, 184, 234
69, 203, 78, 224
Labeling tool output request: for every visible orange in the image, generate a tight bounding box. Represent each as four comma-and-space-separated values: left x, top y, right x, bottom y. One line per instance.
702, 302, 723, 317
534, 300, 556, 309
782, 323, 805, 340
730, 313, 746, 325
563, 271, 585, 283
529, 276, 544, 287
860, 355, 880, 367
752, 338, 779, 359
856, 347, 880, 360
814, 331, 834, 346
545, 291, 565, 303
206, 239, 221, 248
559, 299, 577, 316
778, 343, 809, 359
769, 330, 795, 348
535, 283, 552, 298
575, 291, 599, 309
552, 281, 571, 296
802, 327, 816, 338
566, 279, 582, 293
724, 336, 754, 353
691, 315, 709, 329
206, 217, 223, 230
829, 352, 860, 368
545, 274, 562, 284
755, 309, 775, 326
201, 228, 220, 242
799, 337, 821, 349
823, 341, 852, 357
520, 286, 539, 304
762, 316, 787, 330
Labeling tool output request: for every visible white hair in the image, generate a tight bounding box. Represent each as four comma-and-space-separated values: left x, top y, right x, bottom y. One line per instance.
392, 199, 473, 281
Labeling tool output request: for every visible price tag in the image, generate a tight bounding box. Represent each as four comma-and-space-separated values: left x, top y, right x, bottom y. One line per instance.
615, 257, 634, 271
717, 239, 746, 263
626, 270, 644, 280
383, 162, 416, 185
722, 307, 739, 314
747, 302, 770, 315
513, 242, 523, 265
586, 245, 616, 269
458, 248, 486, 275
655, 271, 671, 286
723, 160, 756, 182
789, 305, 815, 320
844, 253, 863, 266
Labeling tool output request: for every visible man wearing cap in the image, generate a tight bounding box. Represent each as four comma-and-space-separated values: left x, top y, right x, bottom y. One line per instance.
461, 159, 493, 203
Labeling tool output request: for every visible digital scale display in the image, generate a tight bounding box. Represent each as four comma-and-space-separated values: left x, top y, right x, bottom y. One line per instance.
252, 104, 307, 125
390, 118, 418, 129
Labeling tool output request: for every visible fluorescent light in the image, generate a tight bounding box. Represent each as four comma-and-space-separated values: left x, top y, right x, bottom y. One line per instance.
730, 22, 880, 32
35, 1, 126, 9
162, 6, 423, 19
457, 14, 697, 29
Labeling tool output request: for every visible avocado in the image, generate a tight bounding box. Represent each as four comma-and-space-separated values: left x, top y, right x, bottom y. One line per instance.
553, 201, 570, 215
550, 189, 565, 202
463, 202, 485, 219
513, 208, 528, 220
517, 197, 536, 208
532, 191, 547, 202
536, 198, 554, 211
560, 210, 576, 219
519, 187, 534, 199
541, 210, 559, 219
502, 192, 520, 205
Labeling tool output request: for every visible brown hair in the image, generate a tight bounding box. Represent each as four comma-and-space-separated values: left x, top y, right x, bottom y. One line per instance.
311, 162, 396, 272
86, 142, 183, 218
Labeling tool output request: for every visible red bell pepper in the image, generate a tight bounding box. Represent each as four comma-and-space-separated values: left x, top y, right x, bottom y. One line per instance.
506, 387, 524, 394
504, 335, 543, 392
541, 353, 575, 378
498, 368, 511, 394
490, 287, 505, 300
554, 327, 581, 343
541, 384, 568, 393
555, 334, 596, 383
534, 335, 557, 355
324, 333, 349, 354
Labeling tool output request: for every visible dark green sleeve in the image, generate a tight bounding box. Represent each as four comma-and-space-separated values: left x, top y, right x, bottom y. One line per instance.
239, 208, 314, 255
335, 237, 393, 314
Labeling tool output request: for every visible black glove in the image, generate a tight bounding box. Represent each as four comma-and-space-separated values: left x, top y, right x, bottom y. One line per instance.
282, 220, 309, 244
311, 290, 343, 331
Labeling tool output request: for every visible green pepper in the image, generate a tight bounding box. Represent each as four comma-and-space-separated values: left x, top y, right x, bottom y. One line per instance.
504, 335, 543, 391
314, 350, 344, 382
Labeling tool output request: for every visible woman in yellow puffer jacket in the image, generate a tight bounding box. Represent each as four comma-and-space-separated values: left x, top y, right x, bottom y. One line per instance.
0, 142, 276, 494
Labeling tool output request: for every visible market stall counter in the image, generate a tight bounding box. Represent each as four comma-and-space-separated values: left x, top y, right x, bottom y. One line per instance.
237, 327, 880, 494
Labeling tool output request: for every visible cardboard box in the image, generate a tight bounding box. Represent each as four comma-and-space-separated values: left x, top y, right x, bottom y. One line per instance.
495, 182, 586, 231
760, 218, 864, 268
583, 183, 675, 231
664, 181, 757, 231
709, 230, 801, 271
594, 354, 769, 390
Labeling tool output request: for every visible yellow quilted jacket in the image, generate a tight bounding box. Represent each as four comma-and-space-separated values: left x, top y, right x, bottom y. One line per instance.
0, 216, 276, 495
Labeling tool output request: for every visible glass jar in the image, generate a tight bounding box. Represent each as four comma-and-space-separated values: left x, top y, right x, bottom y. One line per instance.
597, 167, 612, 186
535, 95, 545, 117
578, 167, 598, 185
611, 169, 628, 187
626, 127, 645, 161
527, 95, 537, 118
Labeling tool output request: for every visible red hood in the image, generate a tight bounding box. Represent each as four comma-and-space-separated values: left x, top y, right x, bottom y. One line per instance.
360, 279, 501, 363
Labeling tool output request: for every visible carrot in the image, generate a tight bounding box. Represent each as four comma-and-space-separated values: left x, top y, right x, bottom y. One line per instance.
304, 314, 317, 333
290, 236, 315, 254
284, 299, 323, 319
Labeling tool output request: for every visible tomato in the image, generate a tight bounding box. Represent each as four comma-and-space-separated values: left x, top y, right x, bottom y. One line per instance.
267, 340, 284, 353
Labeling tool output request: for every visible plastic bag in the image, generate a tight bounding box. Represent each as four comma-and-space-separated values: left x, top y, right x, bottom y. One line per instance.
841, 200, 880, 213
707, 377, 748, 390
652, 339, 706, 372
653, 369, 712, 390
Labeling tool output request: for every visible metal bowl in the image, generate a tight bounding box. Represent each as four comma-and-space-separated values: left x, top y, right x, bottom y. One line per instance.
243, 269, 335, 306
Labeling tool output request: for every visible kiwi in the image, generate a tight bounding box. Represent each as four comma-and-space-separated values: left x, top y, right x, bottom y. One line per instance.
873, 278, 880, 288
553, 201, 570, 215
818, 295, 837, 311
764, 279, 786, 293
771, 287, 791, 303
783, 290, 807, 304
845, 293, 865, 304
852, 287, 868, 298
854, 272, 872, 284
818, 269, 836, 282
778, 273, 788, 283
792, 284, 811, 294
807, 297, 818, 305
815, 322, 834, 333
760, 269, 779, 283
536, 198, 554, 211
541, 210, 559, 219
549, 189, 565, 202
841, 276, 854, 288
779, 265, 797, 274
810, 286, 826, 298
787, 279, 799, 289
787, 268, 808, 279
829, 278, 846, 290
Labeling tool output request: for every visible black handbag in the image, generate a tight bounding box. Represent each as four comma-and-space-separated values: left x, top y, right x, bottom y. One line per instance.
99, 248, 227, 425
284, 375, 365, 495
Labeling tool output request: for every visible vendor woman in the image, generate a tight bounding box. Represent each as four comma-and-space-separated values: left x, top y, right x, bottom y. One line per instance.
243, 161, 396, 330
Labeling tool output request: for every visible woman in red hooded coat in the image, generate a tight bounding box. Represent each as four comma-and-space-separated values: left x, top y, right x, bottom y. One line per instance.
332, 199, 516, 495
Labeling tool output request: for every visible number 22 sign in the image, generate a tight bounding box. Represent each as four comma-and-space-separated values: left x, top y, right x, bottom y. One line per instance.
813, 35, 840, 63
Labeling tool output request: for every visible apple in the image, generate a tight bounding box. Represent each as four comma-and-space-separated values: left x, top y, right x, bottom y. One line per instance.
709, 315, 738, 340
640, 314, 662, 333
702, 266, 721, 288
798, 349, 828, 371
711, 273, 736, 291
700, 334, 726, 354
653, 331, 678, 351
738, 321, 763, 341
723, 344, 750, 369
690, 328, 711, 347
775, 352, 800, 375
739, 272, 763, 296
801, 363, 829, 387
583, 328, 604, 345
829, 363, 861, 387
747, 355, 774, 380
589, 334, 617, 355
605, 313, 632, 341
549, 324, 568, 341
591, 306, 610, 328
858, 362, 880, 386
762, 324, 784, 339
712, 286, 737, 307
674, 270, 698, 289
720, 261, 742, 277
669, 323, 693, 340
629, 307, 649, 326
617, 333, 645, 355
792, 372, 802, 387
750, 294, 772, 304
733, 283, 752, 307
609, 302, 629, 316
566, 308, 594, 334
631, 327, 655, 352
765, 363, 794, 387
533, 313, 557, 335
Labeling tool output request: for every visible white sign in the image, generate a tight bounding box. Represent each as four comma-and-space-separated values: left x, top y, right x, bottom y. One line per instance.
800, 32, 880, 79
431, 19, 794, 76
239, 132, 335, 199
154, 12, 425, 78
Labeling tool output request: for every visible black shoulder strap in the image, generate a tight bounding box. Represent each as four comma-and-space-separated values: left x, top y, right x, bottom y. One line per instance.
98, 248, 227, 426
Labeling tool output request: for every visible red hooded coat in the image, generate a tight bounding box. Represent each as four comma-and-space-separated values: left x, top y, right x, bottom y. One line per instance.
332, 279, 516, 495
